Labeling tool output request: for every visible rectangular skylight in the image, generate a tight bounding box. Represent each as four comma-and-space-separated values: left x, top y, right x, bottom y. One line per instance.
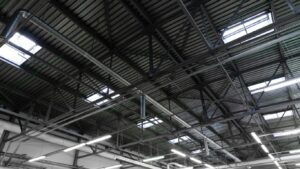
0, 32, 41, 66
86, 87, 120, 105
9, 32, 41, 54
222, 12, 273, 43
248, 77, 285, 94
263, 110, 293, 120
168, 136, 192, 144
137, 117, 163, 129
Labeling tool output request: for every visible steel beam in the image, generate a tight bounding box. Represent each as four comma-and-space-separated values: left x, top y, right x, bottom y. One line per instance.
175, 0, 212, 49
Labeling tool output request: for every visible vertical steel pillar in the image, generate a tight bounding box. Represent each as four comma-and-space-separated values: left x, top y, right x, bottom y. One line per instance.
140, 95, 146, 119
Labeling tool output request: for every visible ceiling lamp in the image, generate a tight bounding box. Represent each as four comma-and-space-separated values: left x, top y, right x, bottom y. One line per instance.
86, 135, 112, 145
171, 149, 186, 157
142, 156, 164, 162
28, 156, 46, 162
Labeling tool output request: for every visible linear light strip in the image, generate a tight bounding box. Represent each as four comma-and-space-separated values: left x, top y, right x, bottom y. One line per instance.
204, 164, 215, 169
28, 156, 46, 162
251, 132, 262, 144
189, 157, 202, 164
170, 149, 213, 169
273, 128, 300, 137
171, 149, 186, 157
268, 154, 275, 160
142, 156, 164, 162
63, 143, 86, 152
251, 77, 300, 93
64, 135, 112, 152
289, 149, 300, 154
86, 135, 112, 145
261, 145, 269, 153
103, 164, 122, 169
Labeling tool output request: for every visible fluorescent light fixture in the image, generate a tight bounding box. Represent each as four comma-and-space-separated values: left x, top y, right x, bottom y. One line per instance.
86, 135, 111, 145
273, 128, 300, 137
261, 145, 269, 153
296, 163, 300, 166
191, 149, 202, 154
137, 117, 163, 129
204, 164, 215, 169
289, 149, 300, 154
190, 157, 202, 164
249, 77, 285, 94
142, 156, 164, 162
251, 77, 300, 94
171, 149, 186, 157
274, 161, 280, 167
168, 136, 191, 144
268, 154, 275, 160
264, 77, 300, 92
251, 132, 262, 144
63, 143, 86, 152
28, 156, 46, 162
263, 110, 293, 120
173, 163, 184, 168
103, 164, 122, 169
111, 94, 120, 99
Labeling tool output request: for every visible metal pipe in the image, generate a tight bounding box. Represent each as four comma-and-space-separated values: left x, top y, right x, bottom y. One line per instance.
140, 95, 146, 119
0, 119, 161, 169
175, 0, 212, 49
119, 97, 300, 148
212, 154, 300, 169
6, 10, 300, 163
1, 11, 24, 39
4, 10, 241, 162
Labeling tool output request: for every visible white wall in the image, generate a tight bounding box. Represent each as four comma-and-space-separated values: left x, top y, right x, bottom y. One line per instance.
2, 133, 121, 169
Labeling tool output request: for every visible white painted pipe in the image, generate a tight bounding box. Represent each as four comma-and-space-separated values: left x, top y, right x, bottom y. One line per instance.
213, 154, 300, 169
0, 119, 161, 169
18, 10, 241, 163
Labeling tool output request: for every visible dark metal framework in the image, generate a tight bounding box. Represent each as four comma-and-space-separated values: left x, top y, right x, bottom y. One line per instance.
0, 0, 300, 168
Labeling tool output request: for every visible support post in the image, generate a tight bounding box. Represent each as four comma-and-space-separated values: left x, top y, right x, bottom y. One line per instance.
140, 95, 146, 120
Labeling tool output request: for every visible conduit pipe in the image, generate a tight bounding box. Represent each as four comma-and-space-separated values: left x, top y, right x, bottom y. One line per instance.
212, 154, 300, 169
0, 119, 161, 169
2, 10, 241, 162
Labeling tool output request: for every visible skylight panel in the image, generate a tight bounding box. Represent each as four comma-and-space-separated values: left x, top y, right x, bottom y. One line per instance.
168, 136, 192, 144
0, 44, 30, 65
222, 12, 273, 43
137, 117, 163, 129
263, 110, 293, 120
86, 87, 120, 105
223, 24, 246, 43
0, 32, 41, 66
9, 32, 41, 54
248, 77, 285, 94
87, 93, 102, 102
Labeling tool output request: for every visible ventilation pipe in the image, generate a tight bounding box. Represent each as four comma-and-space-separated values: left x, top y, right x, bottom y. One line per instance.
0, 119, 161, 169
1, 10, 242, 162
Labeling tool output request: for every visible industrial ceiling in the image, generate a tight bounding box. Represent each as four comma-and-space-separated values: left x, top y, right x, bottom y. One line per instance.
1, 0, 300, 169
